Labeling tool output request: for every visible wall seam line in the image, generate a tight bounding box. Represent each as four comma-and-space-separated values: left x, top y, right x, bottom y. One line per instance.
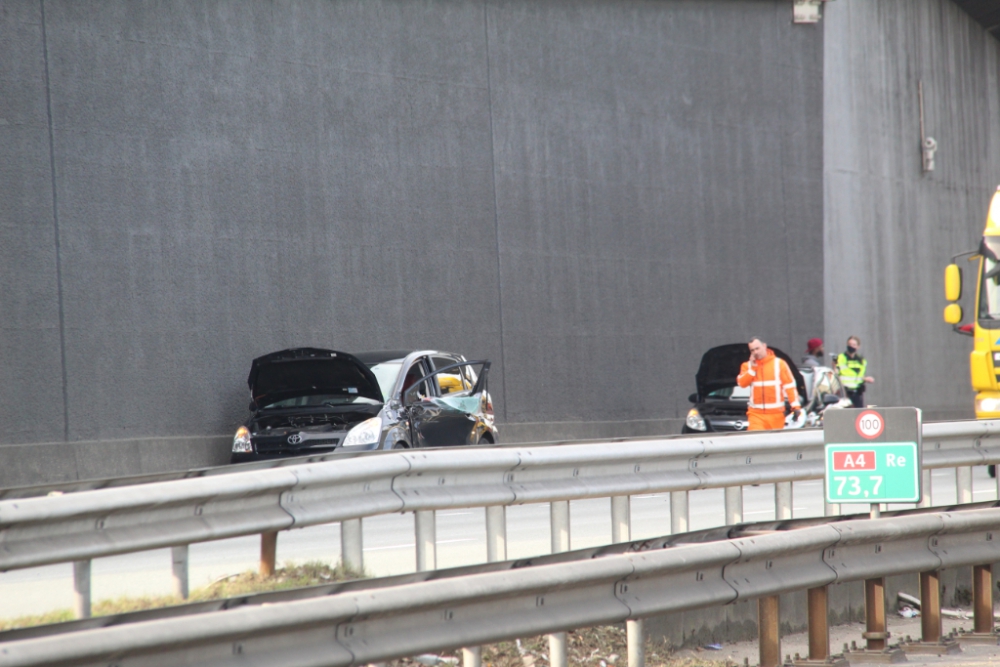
483, 1, 508, 423
40, 0, 70, 444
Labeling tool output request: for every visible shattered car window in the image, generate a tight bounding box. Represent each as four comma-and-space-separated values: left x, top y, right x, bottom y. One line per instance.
368, 362, 402, 402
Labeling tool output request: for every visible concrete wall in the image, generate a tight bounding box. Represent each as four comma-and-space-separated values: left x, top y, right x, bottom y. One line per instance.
824, 0, 1000, 419
1, 0, 824, 479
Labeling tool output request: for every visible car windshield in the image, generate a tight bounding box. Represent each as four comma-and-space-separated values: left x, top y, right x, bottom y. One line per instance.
706, 386, 751, 401
261, 394, 380, 409
980, 236, 1000, 321
368, 361, 402, 401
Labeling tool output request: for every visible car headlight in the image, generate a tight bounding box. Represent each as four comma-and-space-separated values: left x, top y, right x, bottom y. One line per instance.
686, 408, 706, 431
343, 417, 383, 447
232, 426, 253, 453
978, 398, 1000, 413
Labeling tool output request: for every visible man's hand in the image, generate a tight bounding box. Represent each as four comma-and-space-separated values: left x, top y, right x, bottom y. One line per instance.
864, 376, 874, 383
792, 409, 802, 420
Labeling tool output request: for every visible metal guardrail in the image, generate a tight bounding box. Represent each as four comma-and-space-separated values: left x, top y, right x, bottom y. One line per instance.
6, 505, 1000, 667
2, 420, 1000, 618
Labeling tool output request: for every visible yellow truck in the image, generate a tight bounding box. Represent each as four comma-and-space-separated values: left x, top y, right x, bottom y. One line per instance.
944, 186, 1000, 419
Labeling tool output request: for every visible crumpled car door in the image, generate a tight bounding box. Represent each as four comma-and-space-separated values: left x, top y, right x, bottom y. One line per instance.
403, 361, 491, 447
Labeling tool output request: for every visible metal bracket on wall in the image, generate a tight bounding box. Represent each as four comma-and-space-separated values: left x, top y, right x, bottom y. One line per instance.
793, 0, 830, 24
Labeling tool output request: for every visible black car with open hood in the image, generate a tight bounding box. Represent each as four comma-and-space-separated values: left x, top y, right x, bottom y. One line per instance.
247, 348, 383, 409
231, 347, 499, 462
683, 343, 807, 433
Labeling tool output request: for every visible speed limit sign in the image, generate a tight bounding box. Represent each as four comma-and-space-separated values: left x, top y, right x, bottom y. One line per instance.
855, 410, 885, 439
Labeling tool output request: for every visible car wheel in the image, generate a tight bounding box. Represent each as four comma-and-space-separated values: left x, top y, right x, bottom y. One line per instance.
477, 435, 493, 445
392, 442, 410, 450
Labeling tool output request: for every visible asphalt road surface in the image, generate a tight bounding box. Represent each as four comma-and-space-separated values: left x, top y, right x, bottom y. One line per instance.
2, 467, 994, 619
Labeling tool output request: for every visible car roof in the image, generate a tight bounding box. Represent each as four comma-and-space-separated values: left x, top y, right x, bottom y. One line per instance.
354, 349, 461, 365
353, 350, 414, 365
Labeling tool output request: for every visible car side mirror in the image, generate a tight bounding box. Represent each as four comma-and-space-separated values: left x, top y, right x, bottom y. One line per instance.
822, 393, 841, 405
688, 393, 699, 404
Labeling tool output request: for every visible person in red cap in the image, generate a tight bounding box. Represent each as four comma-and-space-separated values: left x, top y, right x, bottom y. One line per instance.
801, 338, 824, 369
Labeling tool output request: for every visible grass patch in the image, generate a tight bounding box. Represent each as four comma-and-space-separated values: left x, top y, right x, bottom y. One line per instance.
0, 561, 362, 632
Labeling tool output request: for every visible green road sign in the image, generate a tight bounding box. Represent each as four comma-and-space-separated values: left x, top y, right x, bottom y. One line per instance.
824, 442, 920, 503
823, 407, 922, 505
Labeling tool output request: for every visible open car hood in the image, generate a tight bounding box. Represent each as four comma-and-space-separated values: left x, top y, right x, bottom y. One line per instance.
247, 348, 383, 407
694, 343, 806, 402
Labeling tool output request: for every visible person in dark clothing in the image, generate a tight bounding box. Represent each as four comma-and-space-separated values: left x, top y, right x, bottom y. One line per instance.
801, 338, 824, 369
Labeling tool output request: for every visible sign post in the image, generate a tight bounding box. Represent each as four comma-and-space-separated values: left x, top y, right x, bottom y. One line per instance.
824, 408, 931, 659
824, 407, 922, 509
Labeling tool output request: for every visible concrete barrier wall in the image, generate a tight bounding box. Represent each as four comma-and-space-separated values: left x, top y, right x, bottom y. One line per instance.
823, 0, 1000, 418
0, 0, 823, 461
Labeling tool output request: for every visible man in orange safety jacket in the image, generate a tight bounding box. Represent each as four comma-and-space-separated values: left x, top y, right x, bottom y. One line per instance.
737, 337, 801, 431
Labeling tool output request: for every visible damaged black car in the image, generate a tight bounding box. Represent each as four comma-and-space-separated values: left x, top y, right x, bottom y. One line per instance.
682, 343, 849, 433
231, 348, 497, 462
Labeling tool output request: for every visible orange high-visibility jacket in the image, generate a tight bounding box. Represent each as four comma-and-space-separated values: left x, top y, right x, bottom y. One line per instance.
737, 349, 801, 414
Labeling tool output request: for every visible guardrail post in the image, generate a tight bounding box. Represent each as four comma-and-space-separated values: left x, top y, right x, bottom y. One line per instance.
73, 559, 91, 619
824, 501, 840, 517
171, 545, 189, 599
550, 501, 570, 553
864, 577, 887, 651
670, 491, 689, 533
921, 570, 942, 643
463, 646, 482, 667
758, 595, 781, 667
486, 505, 507, 562
627, 618, 644, 667
341, 518, 363, 573
957, 467, 973, 504
775, 482, 793, 520
260, 532, 277, 577
549, 500, 571, 667
549, 629, 568, 667
973, 564, 994, 635
918, 469, 932, 508
415, 510, 436, 571
724, 486, 743, 524
807, 585, 829, 660
611, 496, 631, 543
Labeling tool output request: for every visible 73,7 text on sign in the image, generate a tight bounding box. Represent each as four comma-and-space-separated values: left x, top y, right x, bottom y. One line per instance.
824, 442, 920, 504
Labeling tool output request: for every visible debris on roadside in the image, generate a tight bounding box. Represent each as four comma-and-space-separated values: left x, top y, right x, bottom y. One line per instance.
897, 591, 971, 620
384, 626, 726, 667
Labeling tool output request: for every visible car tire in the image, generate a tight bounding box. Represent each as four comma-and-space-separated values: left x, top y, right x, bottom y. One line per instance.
391, 442, 410, 450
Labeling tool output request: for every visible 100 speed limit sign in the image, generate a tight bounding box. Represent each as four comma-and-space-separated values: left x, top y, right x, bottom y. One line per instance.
855, 410, 884, 440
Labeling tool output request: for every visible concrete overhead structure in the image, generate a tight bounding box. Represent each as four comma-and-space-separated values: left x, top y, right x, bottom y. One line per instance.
0, 0, 996, 485
824, 0, 1000, 419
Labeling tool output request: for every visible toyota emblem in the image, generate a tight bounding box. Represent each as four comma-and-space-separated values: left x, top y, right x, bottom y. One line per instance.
734, 421, 747, 431
288, 434, 302, 444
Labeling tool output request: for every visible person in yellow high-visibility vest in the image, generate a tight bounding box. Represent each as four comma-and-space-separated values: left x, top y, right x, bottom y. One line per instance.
836, 335, 875, 407
737, 337, 801, 431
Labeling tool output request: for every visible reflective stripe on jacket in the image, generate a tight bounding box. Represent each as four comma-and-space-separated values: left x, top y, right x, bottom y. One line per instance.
737, 349, 800, 414
836, 353, 867, 390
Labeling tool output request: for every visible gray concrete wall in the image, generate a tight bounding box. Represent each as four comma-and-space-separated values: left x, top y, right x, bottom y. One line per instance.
824, 0, 1000, 418
1, 0, 824, 476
